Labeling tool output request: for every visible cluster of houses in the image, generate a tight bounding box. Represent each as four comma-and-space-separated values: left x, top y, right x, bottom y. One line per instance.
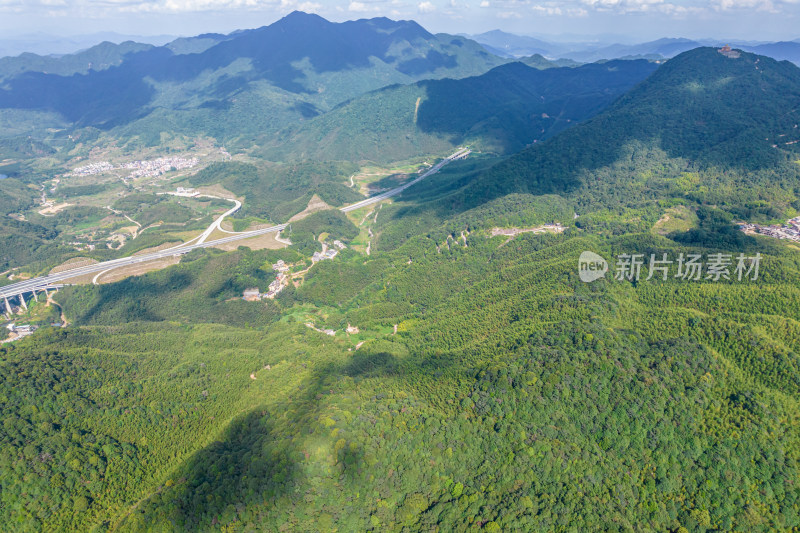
740, 216, 800, 241
70, 161, 114, 176
69, 157, 198, 179
305, 322, 336, 336
124, 157, 199, 178
69, 241, 97, 252
242, 260, 291, 301
312, 240, 347, 263
3, 323, 38, 343
243, 241, 348, 302
312, 249, 338, 262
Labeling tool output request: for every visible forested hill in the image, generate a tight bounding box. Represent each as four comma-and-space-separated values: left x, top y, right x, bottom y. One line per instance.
0, 12, 506, 135
0, 41, 154, 81
460, 47, 800, 217
263, 59, 658, 163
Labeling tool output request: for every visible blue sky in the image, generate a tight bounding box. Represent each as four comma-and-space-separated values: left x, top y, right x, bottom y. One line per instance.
1, 0, 798, 41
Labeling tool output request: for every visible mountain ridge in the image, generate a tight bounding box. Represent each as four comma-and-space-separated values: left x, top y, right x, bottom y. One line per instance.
455, 46, 800, 223
0, 12, 506, 137
261, 58, 658, 163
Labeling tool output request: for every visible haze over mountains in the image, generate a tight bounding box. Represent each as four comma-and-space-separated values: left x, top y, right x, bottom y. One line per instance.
467, 30, 800, 64
0, 12, 504, 143
0, 32, 176, 58
1, 11, 798, 162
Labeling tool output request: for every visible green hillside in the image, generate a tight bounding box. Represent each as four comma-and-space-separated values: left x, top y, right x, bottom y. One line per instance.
4, 217, 800, 531
264, 59, 657, 163
188, 160, 362, 222
461, 47, 800, 222
365, 48, 800, 253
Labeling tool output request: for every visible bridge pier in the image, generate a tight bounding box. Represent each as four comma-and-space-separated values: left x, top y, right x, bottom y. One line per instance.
19, 295, 27, 311
32, 290, 38, 303
4, 297, 12, 315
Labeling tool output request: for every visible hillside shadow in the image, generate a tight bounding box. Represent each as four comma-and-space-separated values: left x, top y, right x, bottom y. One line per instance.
76, 270, 193, 324
121, 346, 454, 529
414, 59, 658, 155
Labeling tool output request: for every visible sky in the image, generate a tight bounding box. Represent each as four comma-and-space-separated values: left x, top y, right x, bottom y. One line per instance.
0, 0, 799, 43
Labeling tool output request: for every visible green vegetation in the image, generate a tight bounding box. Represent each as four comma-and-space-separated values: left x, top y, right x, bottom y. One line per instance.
0, 178, 69, 271
463, 48, 800, 224
58, 184, 110, 198
5, 39, 800, 533
3, 223, 800, 531
288, 210, 360, 255
190, 161, 361, 221
265, 59, 657, 163
61, 249, 283, 328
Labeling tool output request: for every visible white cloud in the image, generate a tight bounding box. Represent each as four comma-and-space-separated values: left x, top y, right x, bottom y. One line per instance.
531, 3, 561, 14
712, 0, 791, 11
348, 1, 369, 11
418, 0, 435, 11
297, 1, 321, 11
577, 0, 706, 14
480, 0, 490, 6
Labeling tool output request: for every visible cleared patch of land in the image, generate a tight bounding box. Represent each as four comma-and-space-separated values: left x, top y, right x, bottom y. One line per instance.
38, 202, 72, 215
118, 225, 140, 237
221, 217, 274, 232
289, 194, 332, 222
94, 257, 181, 284
133, 241, 184, 256
653, 205, 699, 235
490, 224, 566, 238
351, 160, 426, 195
212, 232, 287, 251
50, 257, 98, 274
196, 184, 242, 202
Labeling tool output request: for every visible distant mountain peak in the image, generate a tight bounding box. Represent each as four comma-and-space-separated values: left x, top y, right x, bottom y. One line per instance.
282, 10, 327, 21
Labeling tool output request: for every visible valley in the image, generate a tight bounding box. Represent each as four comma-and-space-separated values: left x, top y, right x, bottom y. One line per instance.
0, 148, 470, 320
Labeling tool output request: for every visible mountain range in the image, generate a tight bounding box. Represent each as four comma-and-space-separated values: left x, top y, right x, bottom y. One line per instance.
262, 59, 657, 163
0, 12, 504, 143
467, 30, 800, 65
450, 47, 800, 228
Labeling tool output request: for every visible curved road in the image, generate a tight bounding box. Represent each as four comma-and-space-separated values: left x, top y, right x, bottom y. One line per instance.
0, 148, 470, 301
194, 196, 242, 244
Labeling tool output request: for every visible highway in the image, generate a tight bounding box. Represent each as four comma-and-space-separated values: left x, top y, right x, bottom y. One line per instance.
0, 148, 470, 301
194, 196, 242, 244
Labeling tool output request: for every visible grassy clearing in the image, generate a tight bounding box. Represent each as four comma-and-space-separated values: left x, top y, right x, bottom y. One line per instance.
652, 205, 699, 235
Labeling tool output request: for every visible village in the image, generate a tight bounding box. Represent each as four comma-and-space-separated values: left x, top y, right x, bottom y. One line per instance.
740, 216, 800, 241
70, 156, 199, 178
242, 259, 292, 301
